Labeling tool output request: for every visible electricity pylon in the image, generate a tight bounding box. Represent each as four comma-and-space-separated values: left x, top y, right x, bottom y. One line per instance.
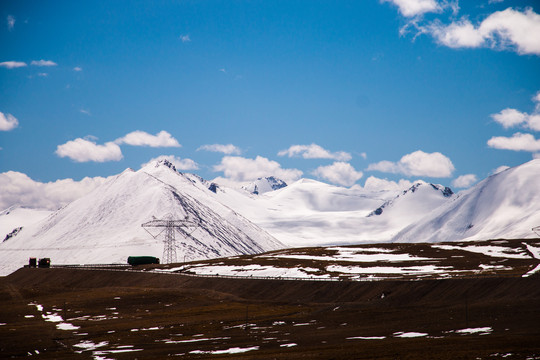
533, 226, 540, 237
141, 214, 199, 264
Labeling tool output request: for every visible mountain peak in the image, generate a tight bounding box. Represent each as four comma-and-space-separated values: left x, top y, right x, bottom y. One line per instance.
155, 159, 177, 172
243, 177, 288, 195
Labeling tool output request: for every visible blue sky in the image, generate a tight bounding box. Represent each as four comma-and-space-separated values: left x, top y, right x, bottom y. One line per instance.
1, 0, 540, 208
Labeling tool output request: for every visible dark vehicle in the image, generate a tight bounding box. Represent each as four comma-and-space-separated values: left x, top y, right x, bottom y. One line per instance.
29, 257, 37, 268
38, 258, 50, 268
128, 256, 160, 266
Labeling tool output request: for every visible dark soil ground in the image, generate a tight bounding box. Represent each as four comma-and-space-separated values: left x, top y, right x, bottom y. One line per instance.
1, 239, 539, 359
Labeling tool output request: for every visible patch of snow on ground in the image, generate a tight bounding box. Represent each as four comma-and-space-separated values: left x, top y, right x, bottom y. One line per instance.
280, 343, 297, 347
57, 322, 80, 330
523, 264, 540, 277
189, 346, 260, 355
394, 331, 428, 338
328, 247, 394, 253
184, 264, 329, 279
73, 341, 109, 351
347, 336, 386, 340
269, 252, 431, 262
327, 264, 452, 275
432, 245, 530, 259
455, 327, 493, 335
524, 243, 540, 259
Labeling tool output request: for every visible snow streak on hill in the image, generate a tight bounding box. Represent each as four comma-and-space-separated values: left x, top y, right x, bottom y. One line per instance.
393, 159, 540, 243
0, 160, 283, 275
0, 206, 52, 242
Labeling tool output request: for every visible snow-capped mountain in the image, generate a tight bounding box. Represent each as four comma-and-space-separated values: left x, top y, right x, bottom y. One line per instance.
393, 159, 540, 243
242, 177, 288, 195
367, 182, 453, 217
0, 160, 283, 275
208, 178, 454, 247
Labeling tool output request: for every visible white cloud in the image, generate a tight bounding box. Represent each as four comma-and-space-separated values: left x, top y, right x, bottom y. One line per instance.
363, 176, 414, 191
533, 153, 540, 159
56, 138, 123, 162
80, 109, 91, 116
492, 109, 540, 131
452, 174, 478, 188
0, 112, 19, 131
180, 34, 191, 43
491, 165, 510, 175
428, 18, 485, 48
37, 72, 48, 77
487, 132, 540, 152
7, 15, 15, 31
0, 61, 27, 69
115, 130, 181, 147
491, 108, 528, 129
367, 150, 455, 177
533, 91, 540, 111
214, 156, 302, 183
197, 144, 241, 155
427, 7, 540, 55
382, 0, 440, 17
0, 171, 111, 210
31, 59, 58, 67
141, 155, 199, 171
278, 144, 352, 161
312, 162, 363, 187
491, 91, 540, 131
73, 66, 82, 72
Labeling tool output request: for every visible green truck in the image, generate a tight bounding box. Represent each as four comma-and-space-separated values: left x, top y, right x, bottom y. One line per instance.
127, 256, 160, 266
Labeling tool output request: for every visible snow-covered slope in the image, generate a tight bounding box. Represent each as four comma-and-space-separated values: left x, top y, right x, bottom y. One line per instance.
393, 159, 540, 243
0, 206, 52, 241
209, 178, 454, 247
0, 160, 283, 275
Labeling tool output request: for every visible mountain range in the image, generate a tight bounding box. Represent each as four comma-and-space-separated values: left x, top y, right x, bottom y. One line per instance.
1, 158, 539, 275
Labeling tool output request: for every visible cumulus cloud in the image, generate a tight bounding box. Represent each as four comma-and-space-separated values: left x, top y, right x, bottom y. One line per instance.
56, 137, 123, 162
73, 66, 82, 72
363, 176, 414, 191
0, 112, 19, 131
452, 174, 478, 188
31, 59, 58, 67
180, 34, 191, 43
7, 15, 15, 31
0, 171, 111, 210
367, 150, 455, 177
487, 132, 540, 152
427, 7, 540, 55
382, 0, 441, 17
213, 156, 302, 183
141, 155, 199, 171
115, 130, 181, 147
278, 144, 352, 161
312, 162, 363, 187
491, 92, 540, 131
0, 61, 27, 69
197, 144, 241, 155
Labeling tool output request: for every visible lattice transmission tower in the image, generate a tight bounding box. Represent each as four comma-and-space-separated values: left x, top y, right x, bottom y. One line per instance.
142, 214, 199, 264
533, 226, 540, 237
